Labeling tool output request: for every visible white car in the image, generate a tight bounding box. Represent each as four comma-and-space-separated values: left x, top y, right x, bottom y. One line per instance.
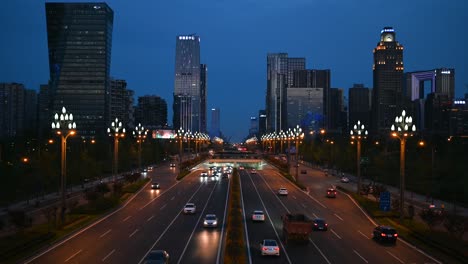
260, 239, 280, 256
203, 214, 218, 227
183, 203, 196, 214
340, 176, 350, 183
251, 169, 257, 174
252, 210, 265, 222
200, 171, 208, 177
278, 187, 288, 196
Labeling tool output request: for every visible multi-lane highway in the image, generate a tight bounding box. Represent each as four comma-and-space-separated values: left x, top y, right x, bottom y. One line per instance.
25, 164, 230, 264
241, 165, 440, 264
25, 161, 441, 264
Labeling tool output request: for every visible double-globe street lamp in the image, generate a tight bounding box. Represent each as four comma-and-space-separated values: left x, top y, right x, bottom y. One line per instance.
51, 106, 76, 224
133, 123, 147, 170
176, 128, 185, 163
107, 118, 126, 182
350, 120, 368, 194
391, 110, 416, 221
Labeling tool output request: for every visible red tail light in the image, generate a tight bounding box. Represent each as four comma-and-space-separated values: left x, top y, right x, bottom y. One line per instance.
381, 233, 386, 237
394, 233, 398, 237
274, 247, 279, 251
314, 223, 318, 226
325, 223, 328, 226
263, 247, 268, 251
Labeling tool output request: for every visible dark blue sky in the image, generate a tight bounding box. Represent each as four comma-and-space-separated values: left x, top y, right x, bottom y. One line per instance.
1, 0, 467, 142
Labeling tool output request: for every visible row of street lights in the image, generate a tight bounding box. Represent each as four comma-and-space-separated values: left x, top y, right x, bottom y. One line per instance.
175, 128, 210, 162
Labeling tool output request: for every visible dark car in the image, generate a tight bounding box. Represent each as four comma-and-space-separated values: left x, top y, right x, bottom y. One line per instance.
151, 182, 160, 189
372, 226, 398, 244
143, 250, 169, 264
313, 218, 328, 231
300, 169, 307, 174
326, 188, 337, 198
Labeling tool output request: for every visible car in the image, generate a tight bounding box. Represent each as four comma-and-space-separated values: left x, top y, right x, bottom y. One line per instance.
252, 210, 265, 222
340, 176, 350, 183
151, 182, 160, 189
326, 188, 337, 198
278, 187, 288, 196
260, 239, 280, 256
372, 226, 398, 244
143, 250, 169, 264
200, 171, 208, 177
300, 169, 307, 174
222, 173, 229, 179
312, 218, 328, 231
203, 214, 218, 227
183, 203, 196, 214
251, 168, 257, 174
147, 166, 153, 171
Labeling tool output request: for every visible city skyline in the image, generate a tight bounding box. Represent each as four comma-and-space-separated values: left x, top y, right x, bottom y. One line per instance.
1, 0, 467, 141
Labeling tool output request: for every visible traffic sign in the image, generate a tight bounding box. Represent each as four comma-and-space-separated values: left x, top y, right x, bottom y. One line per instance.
379, 191, 391, 211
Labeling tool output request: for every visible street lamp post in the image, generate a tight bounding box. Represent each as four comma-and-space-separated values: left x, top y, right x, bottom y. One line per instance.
176, 128, 184, 162
51, 106, 76, 224
185, 130, 193, 155
107, 118, 126, 182
391, 110, 416, 221
350, 120, 368, 194
293, 125, 304, 182
133, 123, 147, 170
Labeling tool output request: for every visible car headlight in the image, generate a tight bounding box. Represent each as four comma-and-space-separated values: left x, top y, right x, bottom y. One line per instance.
213, 221, 217, 225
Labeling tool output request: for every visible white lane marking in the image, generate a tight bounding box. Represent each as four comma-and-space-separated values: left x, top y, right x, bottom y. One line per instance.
358, 230, 370, 239
99, 229, 112, 238
334, 213, 343, 221
123, 216, 132, 222
340, 191, 377, 226
177, 181, 219, 264
292, 195, 297, 199
102, 249, 115, 262
301, 203, 307, 208
271, 170, 327, 208
64, 249, 82, 262
138, 183, 204, 264
238, 172, 253, 264
309, 239, 332, 264
398, 237, 442, 264
171, 196, 175, 200
257, 173, 291, 214
247, 172, 292, 264
139, 181, 181, 210
331, 228, 342, 239
25, 179, 150, 264
216, 175, 231, 264
386, 251, 405, 264
353, 249, 368, 263
313, 213, 318, 218
129, 229, 139, 238
160, 204, 167, 210
147, 215, 154, 222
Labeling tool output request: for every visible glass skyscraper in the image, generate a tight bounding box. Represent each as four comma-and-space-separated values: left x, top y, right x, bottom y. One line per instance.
173, 35, 201, 132
45, 3, 114, 137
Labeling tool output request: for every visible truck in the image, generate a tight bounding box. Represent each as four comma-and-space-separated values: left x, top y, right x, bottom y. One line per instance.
282, 213, 313, 244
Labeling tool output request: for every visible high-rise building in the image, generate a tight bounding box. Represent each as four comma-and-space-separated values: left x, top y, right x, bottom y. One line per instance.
200, 64, 208, 133
210, 108, 220, 138
258, 110, 267, 136
291, 69, 330, 129
24, 89, 38, 135
135, 96, 167, 130
287, 87, 323, 131
249, 116, 258, 137
173, 34, 201, 132
38, 84, 51, 138
0, 83, 25, 138
349, 84, 371, 130
329, 88, 346, 133
45, 3, 114, 137
266, 53, 305, 132
371, 26, 404, 134
109, 79, 135, 129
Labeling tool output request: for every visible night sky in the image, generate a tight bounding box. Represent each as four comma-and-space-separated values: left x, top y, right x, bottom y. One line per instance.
1, 0, 467, 142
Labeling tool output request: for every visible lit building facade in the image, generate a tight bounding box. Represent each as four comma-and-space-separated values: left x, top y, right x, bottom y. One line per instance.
371, 26, 404, 134
287, 87, 323, 131
173, 35, 201, 131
